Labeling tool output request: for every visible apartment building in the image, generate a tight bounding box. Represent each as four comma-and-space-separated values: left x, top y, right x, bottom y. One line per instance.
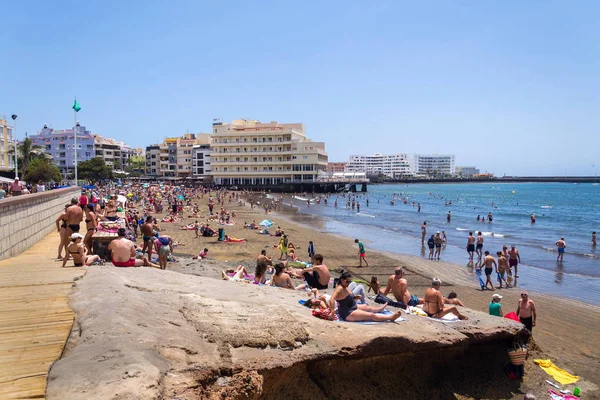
145, 133, 211, 177
29, 124, 95, 178
412, 154, 455, 176
0, 115, 15, 172
455, 166, 480, 177
192, 144, 212, 180
345, 153, 412, 178
210, 119, 328, 185
327, 162, 347, 173
92, 135, 122, 168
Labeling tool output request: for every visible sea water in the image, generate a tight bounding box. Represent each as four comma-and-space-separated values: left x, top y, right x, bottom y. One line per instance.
286, 182, 600, 305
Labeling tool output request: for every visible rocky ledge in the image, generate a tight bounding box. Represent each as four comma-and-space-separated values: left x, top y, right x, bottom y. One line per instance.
47, 266, 524, 400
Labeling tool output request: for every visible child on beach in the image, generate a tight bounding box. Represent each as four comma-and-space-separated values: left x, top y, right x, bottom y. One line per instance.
197, 248, 208, 259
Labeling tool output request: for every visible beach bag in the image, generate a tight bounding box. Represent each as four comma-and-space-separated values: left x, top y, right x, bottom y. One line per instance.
507, 343, 528, 365
312, 308, 338, 321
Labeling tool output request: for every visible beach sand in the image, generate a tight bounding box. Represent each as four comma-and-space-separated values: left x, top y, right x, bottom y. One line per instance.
155, 196, 600, 398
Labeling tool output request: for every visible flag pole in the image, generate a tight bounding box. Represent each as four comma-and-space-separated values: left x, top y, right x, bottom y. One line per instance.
74, 100, 78, 186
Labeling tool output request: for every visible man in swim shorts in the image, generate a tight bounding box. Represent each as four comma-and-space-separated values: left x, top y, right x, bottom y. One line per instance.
478, 251, 496, 290
555, 237, 566, 262
476, 231, 484, 261
376, 266, 423, 309
65, 197, 83, 237
467, 232, 475, 261
141, 216, 155, 260
301, 254, 331, 289
108, 228, 159, 268
508, 245, 521, 277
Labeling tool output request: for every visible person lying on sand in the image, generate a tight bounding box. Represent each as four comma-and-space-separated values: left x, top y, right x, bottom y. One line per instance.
221, 265, 251, 282
423, 278, 468, 320
329, 272, 402, 322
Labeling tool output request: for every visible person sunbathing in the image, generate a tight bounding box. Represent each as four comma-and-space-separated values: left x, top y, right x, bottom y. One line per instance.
224, 235, 246, 242
61, 233, 102, 267
423, 278, 468, 320
221, 265, 250, 282
270, 263, 303, 290
329, 272, 402, 322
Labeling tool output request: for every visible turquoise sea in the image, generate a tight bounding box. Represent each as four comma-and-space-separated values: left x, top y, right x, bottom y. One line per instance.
287, 182, 600, 305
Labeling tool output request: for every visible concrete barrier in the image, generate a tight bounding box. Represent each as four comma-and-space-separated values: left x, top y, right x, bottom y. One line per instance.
0, 187, 81, 261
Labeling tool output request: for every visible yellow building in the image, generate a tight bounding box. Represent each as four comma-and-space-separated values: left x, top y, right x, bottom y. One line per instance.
210, 119, 328, 185
0, 116, 15, 173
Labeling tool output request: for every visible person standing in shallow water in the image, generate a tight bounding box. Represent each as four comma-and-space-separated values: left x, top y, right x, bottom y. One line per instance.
466, 232, 475, 261
555, 237, 566, 262
421, 222, 427, 243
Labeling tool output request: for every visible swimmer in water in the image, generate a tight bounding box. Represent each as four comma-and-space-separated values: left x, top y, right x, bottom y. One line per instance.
477, 215, 481, 221
530, 214, 536, 223
592, 232, 597, 247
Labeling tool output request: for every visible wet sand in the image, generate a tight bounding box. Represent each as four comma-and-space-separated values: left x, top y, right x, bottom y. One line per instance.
155, 196, 600, 398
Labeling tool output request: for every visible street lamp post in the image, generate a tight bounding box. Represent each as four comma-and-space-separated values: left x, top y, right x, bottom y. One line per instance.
11, 114, 17, 179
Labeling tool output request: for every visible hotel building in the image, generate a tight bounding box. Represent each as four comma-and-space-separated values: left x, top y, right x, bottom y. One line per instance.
327, 162, 347, 173
345, 153, 412, 178
145, 133, 211, 178
412, 154, 455, 176
210, 119, 328, 186
0, 115, 15, 173
192, 144, 212, 180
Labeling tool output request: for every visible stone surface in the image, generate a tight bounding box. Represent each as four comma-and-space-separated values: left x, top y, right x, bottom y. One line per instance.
46, 266, 523, 399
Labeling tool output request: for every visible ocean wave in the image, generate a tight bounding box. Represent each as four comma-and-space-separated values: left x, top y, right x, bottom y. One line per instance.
356, 213, 376, 218
456, 228, 469, 231
584, 253, 600, 259
480, 231, 506, 238
542, 246, 556, 252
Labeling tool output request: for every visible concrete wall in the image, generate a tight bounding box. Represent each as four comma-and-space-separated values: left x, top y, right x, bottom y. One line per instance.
0, 187, 80, 261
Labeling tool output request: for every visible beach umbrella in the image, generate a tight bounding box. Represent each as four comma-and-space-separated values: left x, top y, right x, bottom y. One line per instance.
126, 193, 133, 197
177, 195, 184, 200
259, 219, 274, 228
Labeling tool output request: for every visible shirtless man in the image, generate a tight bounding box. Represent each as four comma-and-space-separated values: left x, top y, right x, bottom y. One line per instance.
421, 222, 427, 243
434, 232, 443, 260
302, 254, 331, 289
141, 216, 155, 260
466, 232, 475, 260
108, 228, 159, 268
478, 251, 496, 290
257, 249, 273, 266
496, 251, 510, 288
555, 237, 566, 262
423, 278, 468, 320
476, 231, 484, 261
508, 245, 521, 277
65, 198, 83, 238
380, 266, 422, 309
516, 291, 536, 333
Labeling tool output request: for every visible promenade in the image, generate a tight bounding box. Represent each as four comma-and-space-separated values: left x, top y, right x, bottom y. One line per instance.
0, 230, 85, 399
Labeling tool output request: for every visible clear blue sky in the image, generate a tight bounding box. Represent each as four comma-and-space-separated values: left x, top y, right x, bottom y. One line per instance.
2, 0, 599, 176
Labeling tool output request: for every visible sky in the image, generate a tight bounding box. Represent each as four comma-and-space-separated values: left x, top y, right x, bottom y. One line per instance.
1, 0, 599, 176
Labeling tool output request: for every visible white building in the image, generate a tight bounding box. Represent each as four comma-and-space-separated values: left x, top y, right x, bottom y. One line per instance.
412, 154, 455, 176
0, 115, 15, 173
210, 119, 328, 186
192, 144, 212, 180
455, 166, 480, 177
345, 153, 412, 178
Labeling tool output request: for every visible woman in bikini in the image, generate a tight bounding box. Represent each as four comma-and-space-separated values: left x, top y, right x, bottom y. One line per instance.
55, 204, 70, 259
104, 200, 119, 221
270, 263, 302, 290
84, 205, 97, 254
61, 233, 102, 267
329, 272, 402, 322
422, 278, 468, 320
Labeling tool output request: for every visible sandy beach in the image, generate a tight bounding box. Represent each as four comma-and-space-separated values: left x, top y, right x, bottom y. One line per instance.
152, 194, 600, 399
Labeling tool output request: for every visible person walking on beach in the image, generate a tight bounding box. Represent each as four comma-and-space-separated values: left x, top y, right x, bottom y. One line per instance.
476, 231, 484, 261
555, 237, 566, 262
427, 234, 435, 260
421, 222, 427, 243
434, 231, 443, 260
467, 232, 475, 261
307, 241, 315, 263
66, 198, 83, 237
516, 291, 536, 333
496, 251, 510, 288
508, 245, 521, 278
489, 294, 503, 317
478, 251, 496, 290
355, 239, 369, 267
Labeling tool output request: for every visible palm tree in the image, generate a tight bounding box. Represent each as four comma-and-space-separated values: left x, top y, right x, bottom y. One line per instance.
10, 137, 53, 177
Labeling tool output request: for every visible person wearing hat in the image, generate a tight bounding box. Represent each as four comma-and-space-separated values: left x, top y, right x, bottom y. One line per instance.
434, 231, 443, 260
516, 291, 536, 333
61, 233, 102, 267
489, 294, 503, 317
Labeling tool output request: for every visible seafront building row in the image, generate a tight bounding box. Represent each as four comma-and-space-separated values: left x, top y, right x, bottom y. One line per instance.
332, 153, 480, 178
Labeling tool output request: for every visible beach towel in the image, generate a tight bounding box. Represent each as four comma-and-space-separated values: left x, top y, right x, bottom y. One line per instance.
405, 306, 460, 322
337, 309, 406, 325
548, 389, 579, 400
533, 359, 579, 385
475, 268, 485, 290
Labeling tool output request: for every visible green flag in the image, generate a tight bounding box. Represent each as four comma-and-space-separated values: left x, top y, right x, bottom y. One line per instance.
72, 99, 81, 112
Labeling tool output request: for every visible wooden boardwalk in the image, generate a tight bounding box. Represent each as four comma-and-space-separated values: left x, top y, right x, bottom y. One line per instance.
0, 230, 86, 399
